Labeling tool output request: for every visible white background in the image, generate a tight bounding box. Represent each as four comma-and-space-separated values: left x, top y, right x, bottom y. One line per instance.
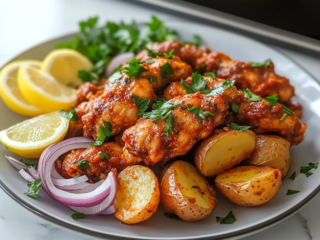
0, 0, 320, 239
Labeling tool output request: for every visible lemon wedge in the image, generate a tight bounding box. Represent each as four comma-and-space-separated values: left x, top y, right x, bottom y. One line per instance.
0, 61, 45, 117
41, 49, 93, 87
18, 63, 77, 112
0, 111, 69, 158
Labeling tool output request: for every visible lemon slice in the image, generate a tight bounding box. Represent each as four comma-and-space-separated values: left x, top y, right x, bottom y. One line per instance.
41, 49, 93, 87
0, 61, 45, 117
18, 64, 77, 112
0, 111, 69, 158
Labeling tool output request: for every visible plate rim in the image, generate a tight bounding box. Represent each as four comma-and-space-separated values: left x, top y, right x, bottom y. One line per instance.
0, 22, 319, 240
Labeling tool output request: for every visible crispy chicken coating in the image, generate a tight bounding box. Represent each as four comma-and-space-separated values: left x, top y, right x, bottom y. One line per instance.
121, 92, 230, 166
56, 142, 123, 183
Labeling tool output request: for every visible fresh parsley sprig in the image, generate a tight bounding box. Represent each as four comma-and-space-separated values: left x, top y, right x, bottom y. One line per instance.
265, 94, 278, 106
249, 59, 271, 68
132, 96, 150, 117
91, 121, 112, 146
240, 88, 261, 102
146, 48, 175, 59
204, 72, 216, 79
78, 70, 97, 82
216, 211, 236, 224
59, 106, 78, 123
188, 104, 214, 120
76, 159, 91, 172
24, 178, 42, 199
226, 123, 251, 131
160, 62, 174, 78
231, 102, 239, 113
206, 80, 235, 97
180, 72, 207, 94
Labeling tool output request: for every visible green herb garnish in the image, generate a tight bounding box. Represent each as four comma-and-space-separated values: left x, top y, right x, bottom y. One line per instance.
280, 113, 287, 121
59, 106, 78, 123
77, 70, 97, 82
120, 58, 147, 78
91, 121, 112, 146
160, 62, 174, 78
162, 114, 174, 137
71, 213, 86, 220
188, 105, 214, 120
249, 59, 271, 68
300, 162, 319, 177
108, 71, 122, 83
152, 97, 167, 110
204, 72, 216, 79
132, 96, 150, 117
76, 159, 91, 172
150, 77, 157, 83
289, 171, 296, 180
24, 178, 42, 199
281, 104, 294, 115
265, 94, 278, 106
99, 152, 110, 159
216, 211, 236, 224
286, 190, 300, 195
226, 123, 251, 131
195, 64, 205, 73
146, 48, 174, 59
241, 88, 261, 102
180, 72, 209, 94
231, 102, 239, 113
206, 80, 235, 97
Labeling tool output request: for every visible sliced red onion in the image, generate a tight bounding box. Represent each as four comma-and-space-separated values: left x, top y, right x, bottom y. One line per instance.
100, 205, 116, 215
52, 175, 88, 186
26, 167, 39, 179
68, 171, 117, 215
6, 155, 26, 171
39, 138, 113, 207
67, 180, 104, 192
105, 52, 134, 77
19, 169, 35, 182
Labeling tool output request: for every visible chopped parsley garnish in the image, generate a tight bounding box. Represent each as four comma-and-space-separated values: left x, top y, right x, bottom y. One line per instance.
24, 178, 42, 199
289, 171, 296, 180
280, 103, 293, 121
162, 114, 174, 137
180, 72, 210, 94
265, 94, 279, 106
160, 62, 174, 78
132, 96, 150, 117
300, 162, 319, 177
76, 159, 91, 172
77, 70, 97, 82
146, 48, 174, 59
59, 106, 78, 123
149, 77, 157, 83
108, 71, 122, 83
188, 105, 214, 120
99, 152, 110, 159
216, 211, 236, 224
91, 121, 112, 146
120, 58, 147, 78
231, 102, 239, 113
71, 213, 86, 220
204, 72, 216, 79
164, 212, 182, 220
181, 79, 194, 94
195, 64, 205, 73
286, 190, 300, 195
206, 80, 235, 97
240, 88, 261, 102
152, 97, 167, 110
226, 123, 251, 131
249, 59, 271, 68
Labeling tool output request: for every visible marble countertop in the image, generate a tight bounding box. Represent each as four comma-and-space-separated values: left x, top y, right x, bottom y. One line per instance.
0, 0, 319, 239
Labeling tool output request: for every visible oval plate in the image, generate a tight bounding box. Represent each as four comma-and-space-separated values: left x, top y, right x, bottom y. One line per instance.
0, 21, 320, 240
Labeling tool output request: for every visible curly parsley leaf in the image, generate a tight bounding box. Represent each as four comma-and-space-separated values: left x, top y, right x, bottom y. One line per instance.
231, 102, 239, 113
76, 159, 91, 172
265, 94, 279, 106
249, 59, 271, 68
289, 171, 296, 180
99, 152, 110, 159
207, 80, 235, 97
189, 72, 207, 92
226, 123, 251, 131
216, 211, 236, 224
204, 72, 216, 79
286, 189, 300, 195
59, 106, 78, 123
25, 178, 42, 199
92, 121, 112, 146
120, 58, 147, 78
132, 96, 150, 117
160, 62, 174, 78
240, 88, 261, 102
71, 213, 86, 220
78, 70, 97, 83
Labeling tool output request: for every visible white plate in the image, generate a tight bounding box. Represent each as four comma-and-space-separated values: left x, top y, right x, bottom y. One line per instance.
0, 21, 320, 240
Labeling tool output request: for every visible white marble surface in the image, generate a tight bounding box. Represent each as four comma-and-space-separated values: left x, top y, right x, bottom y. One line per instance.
0, 0, 319, 239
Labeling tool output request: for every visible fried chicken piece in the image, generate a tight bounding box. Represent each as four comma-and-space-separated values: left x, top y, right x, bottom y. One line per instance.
76, 82, 104, 104
121, 92, 230, 166
138, 40, 296, 106
56, 142, 123, 183
164, 76, 306, 145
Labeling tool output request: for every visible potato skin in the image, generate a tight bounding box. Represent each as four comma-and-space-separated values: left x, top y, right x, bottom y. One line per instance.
114, 165, 160, 224
195, 128, 256, 177
242, 135, 291, 177
215, 166, 282, 207
160, 161, 218, 221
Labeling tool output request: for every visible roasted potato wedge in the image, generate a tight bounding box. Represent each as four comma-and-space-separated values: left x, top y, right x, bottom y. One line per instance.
114, 165, 160, 224
160, 161, 218, 221
242, 135, 291, 177
195, 129, 256, 177
215, 166, 282, 206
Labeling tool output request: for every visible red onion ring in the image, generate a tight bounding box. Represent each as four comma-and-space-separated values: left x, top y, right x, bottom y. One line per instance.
68, 171, 117, 215
19, 169, 35, 182
100, 205, 116, 215
6, 155, 27, 171
52, 175, 88, 186
105, 52, 134, 77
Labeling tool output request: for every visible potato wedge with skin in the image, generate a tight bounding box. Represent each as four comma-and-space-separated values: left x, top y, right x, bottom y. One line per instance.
195, 129, 256, 177
215, 166, 282, 207
114, 165, 160, 224
160, 161, 218, 221
242, 135, 291, 177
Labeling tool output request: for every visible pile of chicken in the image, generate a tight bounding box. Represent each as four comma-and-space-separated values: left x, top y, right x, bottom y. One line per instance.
56, 40, 306, 182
